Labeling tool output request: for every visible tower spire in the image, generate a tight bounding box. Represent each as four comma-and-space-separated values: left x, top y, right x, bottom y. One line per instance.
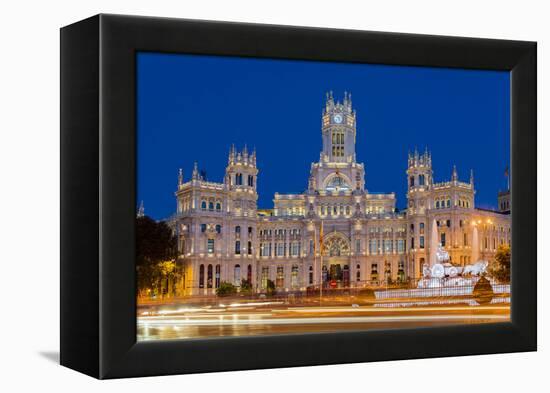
137, 200, 144, 218
251, 146, 257, 166
228, 144, 235, 164
470, 169, 474, 186
452, 165, 458, 182
504, 166, 510, 190
192, 161, 199, 180
178, 168, 183, 186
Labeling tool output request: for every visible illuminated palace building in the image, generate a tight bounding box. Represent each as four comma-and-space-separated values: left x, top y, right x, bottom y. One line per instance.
174, 93, 511, 295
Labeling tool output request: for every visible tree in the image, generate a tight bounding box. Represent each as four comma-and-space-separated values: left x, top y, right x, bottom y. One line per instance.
240, 279, 253, 295
266, 279, 276, 296
216, 282, 237, 297
489, 244, 511, 283
136, 216, 178, 297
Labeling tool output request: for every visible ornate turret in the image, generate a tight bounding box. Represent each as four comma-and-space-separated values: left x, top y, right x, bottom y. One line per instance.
225, 145, 258, 191
321, 91, 357, 163
407, 147, 433, 192
192, 161, 200, 181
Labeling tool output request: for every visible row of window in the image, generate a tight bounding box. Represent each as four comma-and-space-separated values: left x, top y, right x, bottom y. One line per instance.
434, 198, 471, 209
200, 223, 222, 233
368, 226, 406, 234
410, 232, 510, 250
259, 242, 302, 257
320, 204, 351, 216
435, 199, 451, 209
261, 261, 406, 288
260, 265, 300, 289
235, 240, 253, 255
500, 200, 510, 211
409, 174, 427, 187
197, 228, 509, 254
259, 228, 301, 237
234, 173, 254, 187
200, 200, 222, 211
332, 145, 345, 157
368, 239, 406, 254
198, 263, 253, 288
235, 225, 253, 234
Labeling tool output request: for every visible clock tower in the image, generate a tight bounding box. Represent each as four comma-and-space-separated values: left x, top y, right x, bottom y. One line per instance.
321, 91, 357, 163
308, 92, 365, 194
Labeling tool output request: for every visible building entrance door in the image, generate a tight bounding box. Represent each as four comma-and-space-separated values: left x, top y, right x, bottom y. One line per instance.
327, 261, 350, 288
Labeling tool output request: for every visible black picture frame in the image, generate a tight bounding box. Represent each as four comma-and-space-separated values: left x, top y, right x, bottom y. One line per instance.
60, 14, 536, 379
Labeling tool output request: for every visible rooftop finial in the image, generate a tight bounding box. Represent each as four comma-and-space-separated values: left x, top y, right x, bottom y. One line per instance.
470, 169, 474, 185
137, 200, 145, 218
228, 144, 235, 164
178, 168, 183, 186
192, 161, 199, 180
251, 146, 257, 166
452, 165, 458, 181
504, 166, 510, 190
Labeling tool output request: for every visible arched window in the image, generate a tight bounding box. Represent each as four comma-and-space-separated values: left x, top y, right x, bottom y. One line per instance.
235, 225, 241, 234
234, 265, 241, 285
247, 264, 252, 283
208, 201, 214, 210
201, 200, 207, 210
291, 265, 299, 288
276, 266, 284, 288
215, 265, 221, 288
248, 175, 254, 187
215, 224, 221, 234
235, 241, 241, 255
215, 202, 221, 211
207, 264, 213, 288
236, 173, 242, 185
323, 235, 350, 257
247, 241, 252, 255
435, 200, 440, 209
419, 174, 425, 186
446, 199, 451, 207
326, 175, 350, 191
409, 176, 415, 187
199, 264, 205, 289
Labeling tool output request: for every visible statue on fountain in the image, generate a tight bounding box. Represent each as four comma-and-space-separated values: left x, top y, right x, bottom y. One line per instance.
418, 243, 488, 288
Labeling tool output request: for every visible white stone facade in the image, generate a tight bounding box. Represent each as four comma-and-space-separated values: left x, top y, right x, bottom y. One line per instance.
172, 93, 511, 296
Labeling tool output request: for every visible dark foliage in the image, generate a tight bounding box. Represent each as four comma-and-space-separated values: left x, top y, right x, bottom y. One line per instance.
136, 216, 177, 295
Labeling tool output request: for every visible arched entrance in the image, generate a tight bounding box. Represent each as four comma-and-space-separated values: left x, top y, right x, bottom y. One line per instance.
322, 232, 351, 288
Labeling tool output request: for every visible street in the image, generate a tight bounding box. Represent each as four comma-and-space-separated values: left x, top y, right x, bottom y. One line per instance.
137, 299, 510, 340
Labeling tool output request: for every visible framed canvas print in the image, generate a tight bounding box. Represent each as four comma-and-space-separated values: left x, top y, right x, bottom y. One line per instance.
60, 14, 536, 379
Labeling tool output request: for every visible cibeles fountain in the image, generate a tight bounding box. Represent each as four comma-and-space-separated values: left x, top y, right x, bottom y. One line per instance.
417, 220, 488, 289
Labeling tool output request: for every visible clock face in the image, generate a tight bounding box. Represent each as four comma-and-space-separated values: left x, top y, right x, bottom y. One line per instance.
333, 114, 343, 124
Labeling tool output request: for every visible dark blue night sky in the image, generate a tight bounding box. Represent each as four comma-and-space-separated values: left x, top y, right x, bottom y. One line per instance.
137, 52, 510, 220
